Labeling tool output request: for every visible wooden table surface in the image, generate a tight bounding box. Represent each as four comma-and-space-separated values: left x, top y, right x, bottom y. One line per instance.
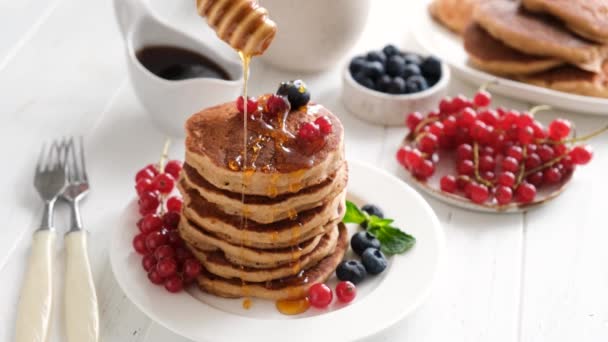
1, 0, 607, 341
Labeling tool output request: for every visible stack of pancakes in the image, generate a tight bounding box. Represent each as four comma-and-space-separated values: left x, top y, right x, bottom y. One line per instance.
178, 102, 349, 300
430, 0, 608, 98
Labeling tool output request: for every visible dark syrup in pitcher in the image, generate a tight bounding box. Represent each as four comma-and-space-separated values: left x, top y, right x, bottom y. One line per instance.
136, 45, 231, 81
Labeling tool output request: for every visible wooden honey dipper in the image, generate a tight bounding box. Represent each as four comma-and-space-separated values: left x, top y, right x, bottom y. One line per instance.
196, 0, 277, 56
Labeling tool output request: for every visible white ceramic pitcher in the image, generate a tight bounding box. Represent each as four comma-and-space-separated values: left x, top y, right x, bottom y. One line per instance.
113, 0, 243, 137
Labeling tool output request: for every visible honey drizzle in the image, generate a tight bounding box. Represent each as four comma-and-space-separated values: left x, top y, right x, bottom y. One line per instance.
238, 51, 251, 308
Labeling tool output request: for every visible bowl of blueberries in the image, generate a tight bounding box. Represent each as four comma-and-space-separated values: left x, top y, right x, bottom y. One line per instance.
342, 44, 449, 126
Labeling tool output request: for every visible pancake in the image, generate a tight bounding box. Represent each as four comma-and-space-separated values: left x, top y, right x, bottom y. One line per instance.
185, 102, 344, 197
196, 223, 349, 300
464, 22, 564, 75
518, 61, 608, 98
428, 0, 477, 34
189, 225, 340, 282
522, 0, 608, 43
474, 0, 605, 72
181, 162, 348, 224
179, 179, 345, 249
179, 219, 324, 268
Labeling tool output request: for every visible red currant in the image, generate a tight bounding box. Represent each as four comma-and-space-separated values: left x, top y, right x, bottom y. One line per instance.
526, 171, 544, 187
473, 90, 492, 107
478, 109, 497, 126
266, 94, 290, 116
506, 146, 523, 162
456, 143, 473, 160
525, 153, 541, 169
396, 146, 410, 166
164, 276, 184, 293
470, 120, 490, 142
457, 159, 475, 176
135, 178, 154, 196
163, 211, 181, 230
164, 160, 182, 179
152, 173, 175, 194
438, 98, 453, 114
414, 159, 435, 180
481, 171, 495, 181
516, 112, 534, 128
515, 183, 536, 203
479, 155, 495, 172
133, 233, 148, 255
145, 230, 168, 252
144, 164, 159, 176
314, 116, 333, 136
538, 145, 555, 162
428, 121, 444, 137
298, 122, 320, 141
183, 258, 203, 278
419, 133, 438, 154
335, 281, 357, 303
517, 126, 534, 144
548, 119, 571, 140
167, 229, 182, 246
236, 96, 258, 114
440, 175, 457, 193
406, 112, 424, 130
154, 245, 175, 261
442, 116, 458, 136
501, 157, 520, 173
148, 269, 164, 285
136, 168, 155, 183
459, 108, 477, 127
452, 95, 472, 111
543, 167, 562, 184
175, 246, 193, 263
403, 148, 423, 170
140, 214, 163, 234
138, 191, 160, 215
166, 196, 183, 213
468, 182, 489, 204
308, 283, 333, 309
554, 144, 567, 156
156, 258, 178, 278
142, 254, 157, 272
497, 171, 516, 187
495, 186, 513, 205
569, 145, 593, 165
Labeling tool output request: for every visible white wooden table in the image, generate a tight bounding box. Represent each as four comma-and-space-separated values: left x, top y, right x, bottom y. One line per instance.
1, 0, 607, 341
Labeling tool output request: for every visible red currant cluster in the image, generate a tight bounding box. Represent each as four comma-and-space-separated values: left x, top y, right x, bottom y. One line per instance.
132, 159, 203, 293
396, 88, 600, 206
235, 94, 333, 146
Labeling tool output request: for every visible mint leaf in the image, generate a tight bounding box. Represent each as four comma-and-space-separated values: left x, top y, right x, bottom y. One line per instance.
367, 215, 394, 228
342, 200, 367, 224
368, 225, 416, 255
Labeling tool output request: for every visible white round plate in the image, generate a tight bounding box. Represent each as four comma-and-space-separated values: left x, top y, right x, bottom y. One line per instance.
110, 160, 444, 342
410, 1, 608, 116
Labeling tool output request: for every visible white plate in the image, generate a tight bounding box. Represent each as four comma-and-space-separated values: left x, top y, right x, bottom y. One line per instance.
110, 160, 444, 342
410, 1, 608, 116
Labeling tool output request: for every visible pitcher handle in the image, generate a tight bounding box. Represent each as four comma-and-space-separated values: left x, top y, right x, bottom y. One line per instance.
113, 0, 150, 39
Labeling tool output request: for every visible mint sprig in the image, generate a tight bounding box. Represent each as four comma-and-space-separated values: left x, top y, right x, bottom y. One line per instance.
343, 200, 416, 255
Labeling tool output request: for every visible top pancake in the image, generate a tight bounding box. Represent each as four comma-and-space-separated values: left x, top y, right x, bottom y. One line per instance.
474, 0, 605, 71
522, 0, 608, 43
185, 102, 345, 196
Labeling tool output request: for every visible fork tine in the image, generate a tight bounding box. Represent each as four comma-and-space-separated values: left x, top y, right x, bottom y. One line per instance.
68, 137, 78, 182
78, 136, 88, 182
36, 143, 47, 174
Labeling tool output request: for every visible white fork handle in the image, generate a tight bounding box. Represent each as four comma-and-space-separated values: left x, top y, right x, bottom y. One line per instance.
15, 230, 55, 342
64, 230, 99, 342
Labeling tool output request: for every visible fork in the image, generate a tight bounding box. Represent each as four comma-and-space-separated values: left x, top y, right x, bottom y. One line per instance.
62, 137, 99, 342
15, 139, 68, 342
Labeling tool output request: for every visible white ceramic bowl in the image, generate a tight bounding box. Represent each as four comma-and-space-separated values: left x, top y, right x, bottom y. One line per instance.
341, 62, 450, 126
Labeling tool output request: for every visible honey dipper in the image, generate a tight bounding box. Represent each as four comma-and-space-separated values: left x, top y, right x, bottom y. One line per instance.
196, 0, 277, 56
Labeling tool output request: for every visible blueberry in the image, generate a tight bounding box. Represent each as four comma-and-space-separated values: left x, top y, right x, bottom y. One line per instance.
336, 259, 367, 284
405, 75, 429, 93
366, 51, 387, 65
360, 61, 385, 79
361, 204, 384, 218
401, 64, 421, 79
382, 44, 401, 57
386, 55, 406, 77
361, 248, 388, 275
386, 77, 406, 94
351, 231, 381, 256
375, 75, 392, 92
277, 79, 311, 108
420, 55, 442, 79
353, 71, 375, 89
349, 56, 367, 74
403, 53, 423, 65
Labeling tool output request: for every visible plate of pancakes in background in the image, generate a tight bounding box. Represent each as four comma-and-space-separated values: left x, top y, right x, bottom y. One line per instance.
110, 97, 444, 341
416, 0, 608, 115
